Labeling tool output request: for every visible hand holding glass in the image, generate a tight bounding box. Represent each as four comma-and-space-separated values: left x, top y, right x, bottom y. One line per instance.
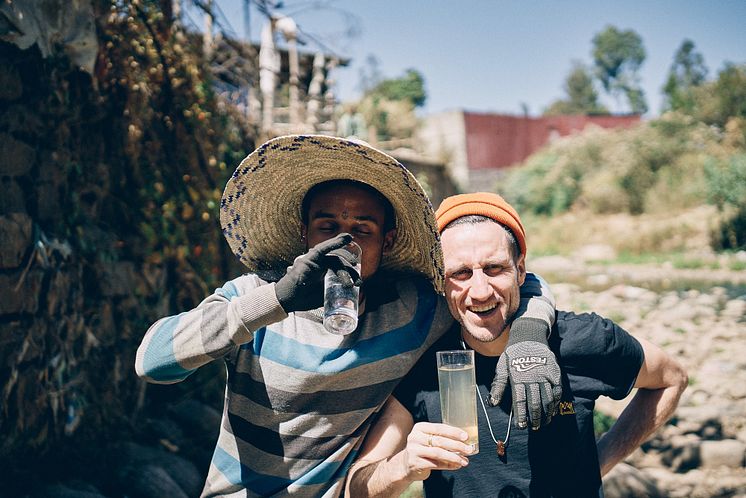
323, 242, 362, 335
437, 350, 479, 454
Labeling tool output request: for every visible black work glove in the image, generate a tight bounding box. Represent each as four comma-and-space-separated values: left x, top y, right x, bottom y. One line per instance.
326, 247, 363, 286
275, 233, 361, 313
488, 318, 562, 430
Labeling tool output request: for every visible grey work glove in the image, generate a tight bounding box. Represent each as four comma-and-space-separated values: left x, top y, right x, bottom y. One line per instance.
488, 273, 561, 430
275, 233, 361, 313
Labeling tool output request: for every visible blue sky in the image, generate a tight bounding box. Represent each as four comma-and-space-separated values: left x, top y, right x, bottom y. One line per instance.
208, 0, 746, 117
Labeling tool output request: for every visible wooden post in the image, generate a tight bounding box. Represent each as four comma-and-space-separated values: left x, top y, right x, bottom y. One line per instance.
203, 0, 213, 59
276, 16, 299, 128
259, 19, 279, 134
306, 52, 325, 129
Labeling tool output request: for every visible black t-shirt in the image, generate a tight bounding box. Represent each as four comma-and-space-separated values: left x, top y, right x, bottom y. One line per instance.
393, 311, 644, 498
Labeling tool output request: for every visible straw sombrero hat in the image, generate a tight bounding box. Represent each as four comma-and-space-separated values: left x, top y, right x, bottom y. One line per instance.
220, 134, 444, 292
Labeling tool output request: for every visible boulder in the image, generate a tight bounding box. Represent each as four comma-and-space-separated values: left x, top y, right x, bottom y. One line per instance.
0, 213, 32, 268
0, 177, 26, 214
112, 441, 203, 498
603, 462, 663, 498
0, 132, 35, 176
31, 483, 107, 498
117, 464, 189, 498
699, 439, 746, 469
660, 434, 700, 472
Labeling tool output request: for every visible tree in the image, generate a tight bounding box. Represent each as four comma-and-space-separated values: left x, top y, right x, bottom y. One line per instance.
369, 68, 427, 108
592, 25, 648, 114
662, 39, 708, 113
712, 63, 746, 124
545, 61, 608, 115
357, 68, 428, 141
680, 62, 746, 128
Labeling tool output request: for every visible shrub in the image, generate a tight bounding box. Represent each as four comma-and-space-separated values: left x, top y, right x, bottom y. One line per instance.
594, 412, 616, 438
706, 154, 746, 250
499, 112, 738, 219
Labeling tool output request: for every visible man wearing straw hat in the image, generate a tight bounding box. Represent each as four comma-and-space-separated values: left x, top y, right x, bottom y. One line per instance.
346, 192, 688, 498
135, 136, 559, 497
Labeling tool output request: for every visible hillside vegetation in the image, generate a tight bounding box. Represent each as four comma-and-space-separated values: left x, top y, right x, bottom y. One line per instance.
497, 112, 746, 256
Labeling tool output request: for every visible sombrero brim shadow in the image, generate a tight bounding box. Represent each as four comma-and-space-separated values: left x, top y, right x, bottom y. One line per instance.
220, 135, 444, 293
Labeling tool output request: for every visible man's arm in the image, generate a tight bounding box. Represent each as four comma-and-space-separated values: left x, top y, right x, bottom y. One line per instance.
136, 234, 355, 384
345, 397, 472, 498
135, 274, 287, 384
596, 336, 688, 476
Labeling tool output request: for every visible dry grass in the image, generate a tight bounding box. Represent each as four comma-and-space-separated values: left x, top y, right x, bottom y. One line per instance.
522, 205, 721, 258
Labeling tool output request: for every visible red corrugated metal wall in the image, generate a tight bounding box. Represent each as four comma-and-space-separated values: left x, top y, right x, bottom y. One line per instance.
463, 112, 640, 169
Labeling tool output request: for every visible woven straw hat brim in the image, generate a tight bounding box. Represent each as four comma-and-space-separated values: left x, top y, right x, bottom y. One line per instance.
220, 135, 444, 293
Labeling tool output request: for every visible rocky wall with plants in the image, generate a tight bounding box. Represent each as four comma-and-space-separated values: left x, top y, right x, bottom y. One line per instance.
0, 2, 253, 491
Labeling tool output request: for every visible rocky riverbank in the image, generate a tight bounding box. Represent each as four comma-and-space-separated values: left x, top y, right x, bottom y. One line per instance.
531, 253, 746, 498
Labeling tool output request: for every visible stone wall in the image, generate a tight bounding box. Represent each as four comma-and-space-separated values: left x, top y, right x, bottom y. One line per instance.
0, 37, 246, 493
0, 42, 135, 459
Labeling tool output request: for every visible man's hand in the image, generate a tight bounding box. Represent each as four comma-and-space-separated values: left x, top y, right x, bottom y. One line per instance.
345, 401, 472, 498
394, 422, 472, 482
488, 318, 562, 430
275, 233, 360, 313
487, 273, 561, 430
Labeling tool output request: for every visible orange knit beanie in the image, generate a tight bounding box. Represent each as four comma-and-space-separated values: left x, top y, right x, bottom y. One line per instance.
435, 192, 526, 256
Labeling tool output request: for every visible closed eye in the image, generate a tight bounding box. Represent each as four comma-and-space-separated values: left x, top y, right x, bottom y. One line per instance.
316, 222, 338, 233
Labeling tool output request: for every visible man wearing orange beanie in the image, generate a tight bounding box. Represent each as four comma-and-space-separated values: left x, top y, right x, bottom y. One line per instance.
348, 192, 687, 497
434, 193, 557, 422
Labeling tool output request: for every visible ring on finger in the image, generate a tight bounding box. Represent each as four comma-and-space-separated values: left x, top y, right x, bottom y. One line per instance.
427, 434, 433, 447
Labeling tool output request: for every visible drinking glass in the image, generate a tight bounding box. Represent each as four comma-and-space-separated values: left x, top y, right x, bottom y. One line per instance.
436, 350, 479, 454
323, 242, 362, 335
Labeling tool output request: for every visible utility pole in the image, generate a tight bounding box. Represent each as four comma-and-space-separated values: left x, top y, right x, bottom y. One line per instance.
243, 0, 251, 41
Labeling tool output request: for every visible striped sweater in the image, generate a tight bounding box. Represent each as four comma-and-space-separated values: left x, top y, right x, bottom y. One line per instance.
135, 272, 453, 497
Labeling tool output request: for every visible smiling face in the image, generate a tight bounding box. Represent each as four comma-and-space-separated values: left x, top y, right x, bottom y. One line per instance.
302, 182, 396, 281
441, 220, 526, 355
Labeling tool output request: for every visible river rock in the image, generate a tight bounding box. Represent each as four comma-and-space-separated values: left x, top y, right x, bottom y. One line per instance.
117, 464, 189, 498
699, 439, 746, 469
603, 462, 663, 498
112, 441, 203, 498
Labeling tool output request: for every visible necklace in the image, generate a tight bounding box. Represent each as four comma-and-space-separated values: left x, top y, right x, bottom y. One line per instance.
461, 339, 512, 457
477, 385, 512, 457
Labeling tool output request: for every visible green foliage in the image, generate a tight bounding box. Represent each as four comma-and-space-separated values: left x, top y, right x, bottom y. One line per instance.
0, 0, 256, 470
663, 39, 708, 113
358, 68, 427, 141
591, 25, 648, 114
544, 61, 608, 116
711, 63, 746, 126
96, 0, 252, 290
705, 154, 746, 249
705, 154, 746, 209
729, 260, 746, 271
501, 152, 563, 215
594, 411, 616, 438
369, 68, 427, 108
625, 86, 648, 116
498, 113, 738, 220
664, 63, 746, 128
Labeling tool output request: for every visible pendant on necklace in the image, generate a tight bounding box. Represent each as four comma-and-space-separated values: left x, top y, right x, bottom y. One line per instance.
496, 440, 506, 457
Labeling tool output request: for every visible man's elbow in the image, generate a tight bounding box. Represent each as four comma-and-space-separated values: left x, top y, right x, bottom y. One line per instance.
134, 344, 194, 384
672, 361, 689, 396
655, 358, 688, 404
